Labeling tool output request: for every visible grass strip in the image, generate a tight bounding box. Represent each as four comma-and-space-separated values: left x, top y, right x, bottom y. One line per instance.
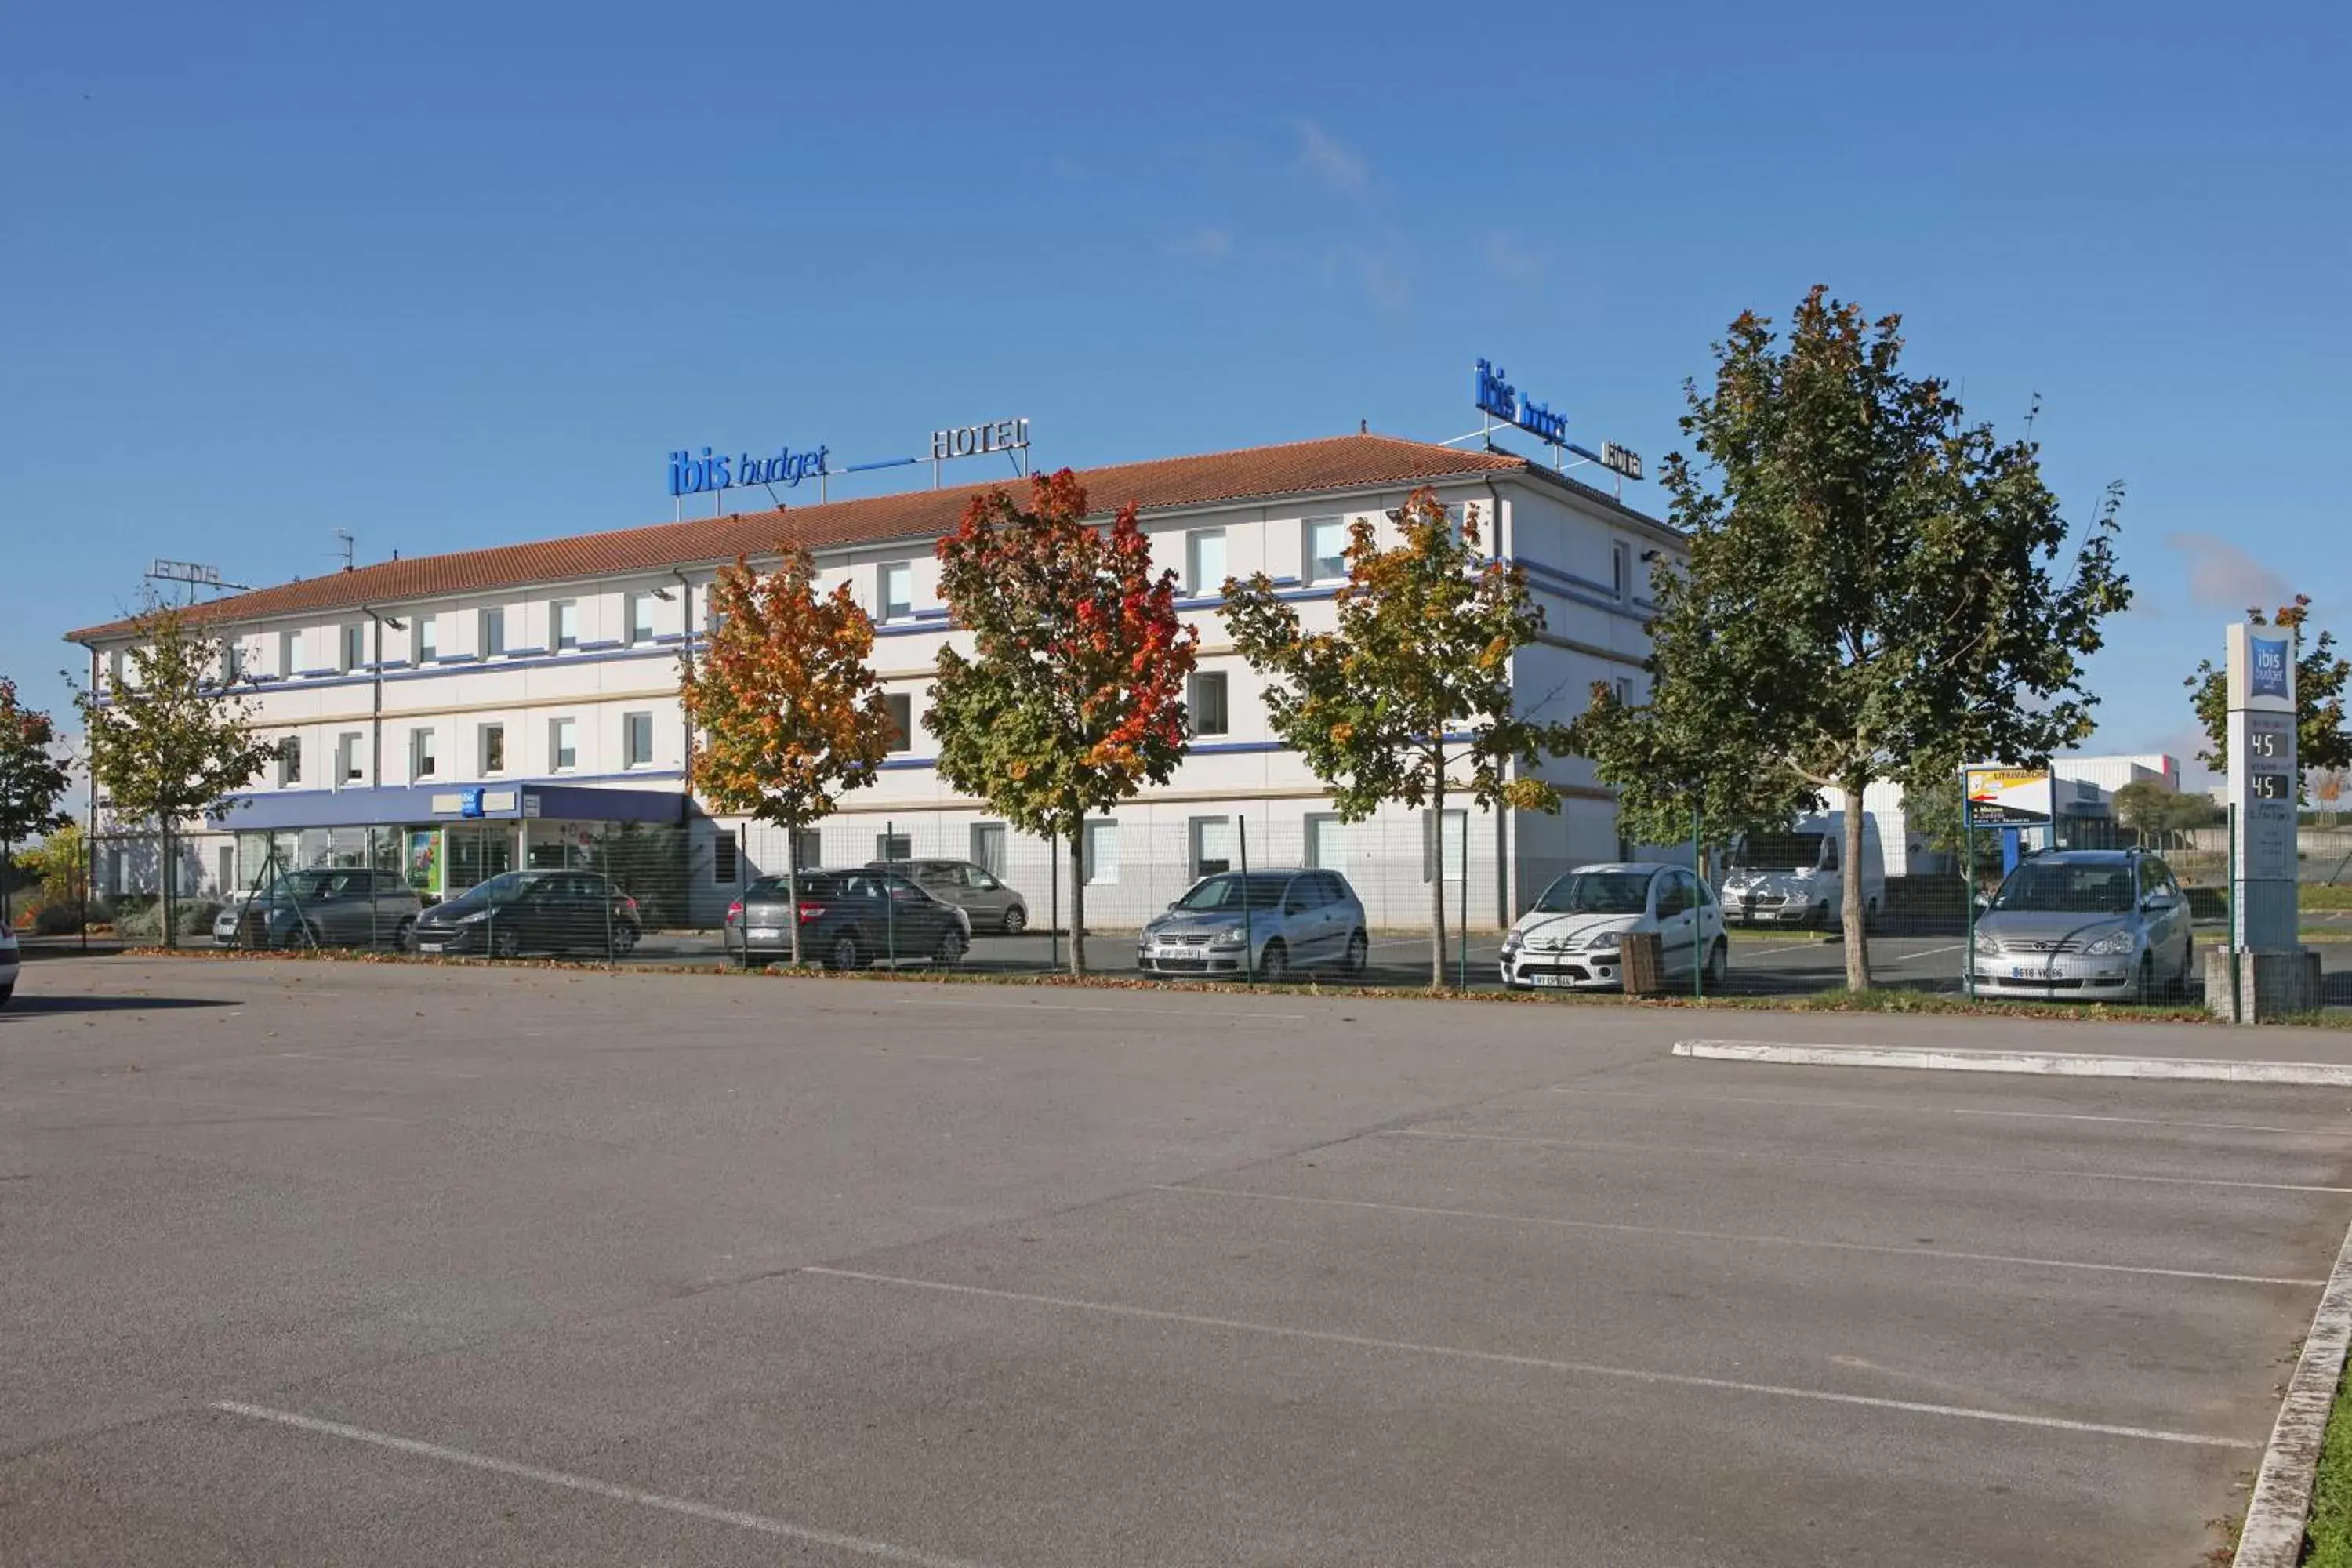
2309, 1363, 2352, 1565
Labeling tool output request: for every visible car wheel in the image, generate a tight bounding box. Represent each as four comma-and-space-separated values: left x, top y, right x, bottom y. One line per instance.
1704, 938, 1728, 988
828, 933, 862, 971
2176, 938, 2195, 1001
391, 917, 416, 953
1258, 940, 1290, 982
491, 926, 523, 960
936, 927, 968, 966
1000, 904, 1027, 936
610, 924, 639, 957
1344, 930, 1369, 976
2130, 956, 2155, 1005
0, 982, 13, 1008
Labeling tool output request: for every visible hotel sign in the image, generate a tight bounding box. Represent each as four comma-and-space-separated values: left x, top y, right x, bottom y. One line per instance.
931, 417, 1030, 463
667, 442, 831, 499
1473, 359, 1567, 445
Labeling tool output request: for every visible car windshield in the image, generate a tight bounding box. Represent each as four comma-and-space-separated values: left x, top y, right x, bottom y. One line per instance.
1991, 862, 2136, 915
1532, 872, 1653, 915
256, 870, 347, 903
440, 872, 541, 910
748, 874, 838, 900
1173, 873, 1290, 912
1730, 834, 1824, 872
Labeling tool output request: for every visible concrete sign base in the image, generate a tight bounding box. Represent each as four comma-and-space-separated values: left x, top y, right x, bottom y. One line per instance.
2206, 948, 2326, 1022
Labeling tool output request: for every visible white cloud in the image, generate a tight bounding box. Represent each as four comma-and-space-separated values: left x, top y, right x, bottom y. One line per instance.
1168, 226, 1233, 262
2163, 530, 2291, 614
1295, 120, 1368, 194
1481, 230, 1542, 282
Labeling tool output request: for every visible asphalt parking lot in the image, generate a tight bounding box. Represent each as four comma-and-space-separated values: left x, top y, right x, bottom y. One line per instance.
5, 959, 2352, 1566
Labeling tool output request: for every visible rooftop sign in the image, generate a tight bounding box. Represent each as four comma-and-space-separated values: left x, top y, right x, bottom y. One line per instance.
667, 443, 831, 499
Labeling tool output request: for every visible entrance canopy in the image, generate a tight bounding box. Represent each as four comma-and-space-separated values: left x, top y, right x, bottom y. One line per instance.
209, 783, 687, 833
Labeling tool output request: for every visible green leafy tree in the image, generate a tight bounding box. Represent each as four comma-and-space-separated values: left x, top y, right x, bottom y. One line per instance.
2113, 777, 2225, 847
2183, 596, 2352, 792
0, 677, 73, 927
678, 546, 896, 966
927, 470, 1198, 975
1569, 287, 2131, 990
1224, 488, 1574, 987
70, 598, 281, 949
29, 819, 89, 922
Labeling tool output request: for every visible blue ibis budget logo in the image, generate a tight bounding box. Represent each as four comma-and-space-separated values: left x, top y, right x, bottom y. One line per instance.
1473, 358, 1568, 446
2251, 636, 2290, 700
669, 443, 830, 499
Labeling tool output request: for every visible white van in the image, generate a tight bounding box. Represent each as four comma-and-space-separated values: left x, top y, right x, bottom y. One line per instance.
1719, 811, 1886, 931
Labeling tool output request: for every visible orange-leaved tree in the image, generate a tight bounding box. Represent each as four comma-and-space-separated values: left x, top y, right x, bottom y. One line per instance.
927, 470, 1199, 975
680, 544, 897, 966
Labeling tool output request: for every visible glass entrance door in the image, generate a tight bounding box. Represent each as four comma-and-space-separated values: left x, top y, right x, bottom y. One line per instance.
446, 826, 515, 893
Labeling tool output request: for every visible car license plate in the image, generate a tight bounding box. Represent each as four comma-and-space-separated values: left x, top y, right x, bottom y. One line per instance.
1529, 973, 1561, 987
419, 942, 445, 953
749, 926, 780, 941
2009, 964, 2049, 981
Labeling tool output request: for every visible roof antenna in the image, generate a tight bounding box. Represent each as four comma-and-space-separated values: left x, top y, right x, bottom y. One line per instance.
333, 530, 355, 572
1359, 419, 1368, 434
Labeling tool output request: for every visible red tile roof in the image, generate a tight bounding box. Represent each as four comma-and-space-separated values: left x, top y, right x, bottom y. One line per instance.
67, 432, 1597, 641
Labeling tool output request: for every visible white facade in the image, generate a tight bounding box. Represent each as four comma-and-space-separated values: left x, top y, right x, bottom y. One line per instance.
71, 438, 1682, 930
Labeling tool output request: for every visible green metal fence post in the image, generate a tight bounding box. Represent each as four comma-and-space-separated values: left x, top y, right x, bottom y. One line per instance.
1693, 802, 1704, 1001
1457, 810, 1469, 993
2229, 801, 2241, 1024
1963, 803, 1977, 1002
1240, 816, 1255, 985
885, 819, 897, 968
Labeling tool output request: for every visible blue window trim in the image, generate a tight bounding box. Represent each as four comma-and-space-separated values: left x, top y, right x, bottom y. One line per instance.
501, 646, 550, 659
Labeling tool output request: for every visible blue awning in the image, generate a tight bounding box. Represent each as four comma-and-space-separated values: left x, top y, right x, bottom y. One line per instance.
208, 782, 689, 832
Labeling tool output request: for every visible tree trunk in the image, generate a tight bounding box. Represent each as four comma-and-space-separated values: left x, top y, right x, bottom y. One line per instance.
1069, 811, 1087, 977
786, 850, 801, 968
1841, 781, 1871, 990
1429, 764, 1448, 990
159, 818, 176, 951
2, 837, 12, 929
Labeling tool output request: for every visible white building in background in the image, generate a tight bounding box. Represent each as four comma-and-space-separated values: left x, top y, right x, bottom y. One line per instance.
1825, 753, 2185, 877
67, 432, 1685, 930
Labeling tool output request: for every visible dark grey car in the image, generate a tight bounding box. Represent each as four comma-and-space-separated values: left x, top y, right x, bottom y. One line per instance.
866, 858, 1029, 935
215, 868, 423, 950
1970, 849, 2195, 1002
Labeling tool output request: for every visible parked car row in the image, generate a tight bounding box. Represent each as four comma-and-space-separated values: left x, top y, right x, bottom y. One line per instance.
211, 868, 644, 960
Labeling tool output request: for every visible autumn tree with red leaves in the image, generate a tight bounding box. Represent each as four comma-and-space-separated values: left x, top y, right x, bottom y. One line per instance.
680, 545, 897, 967
927, 470, 1199, 975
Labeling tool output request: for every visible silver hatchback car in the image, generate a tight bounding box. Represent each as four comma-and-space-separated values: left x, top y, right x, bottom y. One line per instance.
1137, 869, 1369, 981
1970, 849, 2195, 1002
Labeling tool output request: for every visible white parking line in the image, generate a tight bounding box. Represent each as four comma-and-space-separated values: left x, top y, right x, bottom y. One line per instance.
798, 1267, 2256, 1449
1378, 1128, 2352, 1193
1152, 1185, 2326, 1287
1547, 1086, 2333, 1137
884, 997, 1310, 1020
209, 1402, 999, 1568
1885, 942, 1966, 964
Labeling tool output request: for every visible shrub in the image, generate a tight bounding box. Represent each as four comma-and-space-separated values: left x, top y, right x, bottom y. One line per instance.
115, 898, 223, 943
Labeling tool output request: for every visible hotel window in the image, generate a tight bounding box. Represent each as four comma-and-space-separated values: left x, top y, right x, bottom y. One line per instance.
1189, 816, 1236, 878
278, 736, 302, 787
409, 728, 437, 782
713, 829, 739, 886
416, 615, 438, 663
1614, 675, 1633, 706
1184, 529, 1227, 596
875, 831, 913, 863
792, 829, 822, 869
626, 593, 655, 646
884, 693, 913, 753
550, 717, 579, 772
107, 648, 126, 690
1305, 812, 1346, 871
281, 630, 302, 677
1611, 541, 1631, 601
480, 723, 506, 775
336, 731, 363, 785
1188, 670, 1229, 737
1422, 808, 1466, 883
704, 586, 728, 638
623, 711, 655, 769
554, 599, 579, 651
880, 561, 913, 622
1083, 820, 1120, 886
340, 622, 365, 673
481, 607, 506, 658
223, 639, 245, 682
1304, 517, 1348, 583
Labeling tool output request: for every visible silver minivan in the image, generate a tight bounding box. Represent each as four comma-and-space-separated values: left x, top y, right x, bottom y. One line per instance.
1137, 869, 1369, 980
1970, 849, 2194, 1002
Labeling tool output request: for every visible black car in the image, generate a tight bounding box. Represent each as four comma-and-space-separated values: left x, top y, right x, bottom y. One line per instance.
411, 869, 643, 958
724, 868, 969, 969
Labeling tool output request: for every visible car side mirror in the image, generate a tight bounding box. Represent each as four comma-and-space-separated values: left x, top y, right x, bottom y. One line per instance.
1973, 894, 1991, 912
2144, 890, 2177, 910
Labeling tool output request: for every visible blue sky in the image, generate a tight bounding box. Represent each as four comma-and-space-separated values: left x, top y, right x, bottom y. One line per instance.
6, 1, 2345, 783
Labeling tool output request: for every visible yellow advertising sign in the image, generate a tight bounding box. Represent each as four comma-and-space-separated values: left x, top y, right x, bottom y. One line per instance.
1963, 765, 2055, 827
